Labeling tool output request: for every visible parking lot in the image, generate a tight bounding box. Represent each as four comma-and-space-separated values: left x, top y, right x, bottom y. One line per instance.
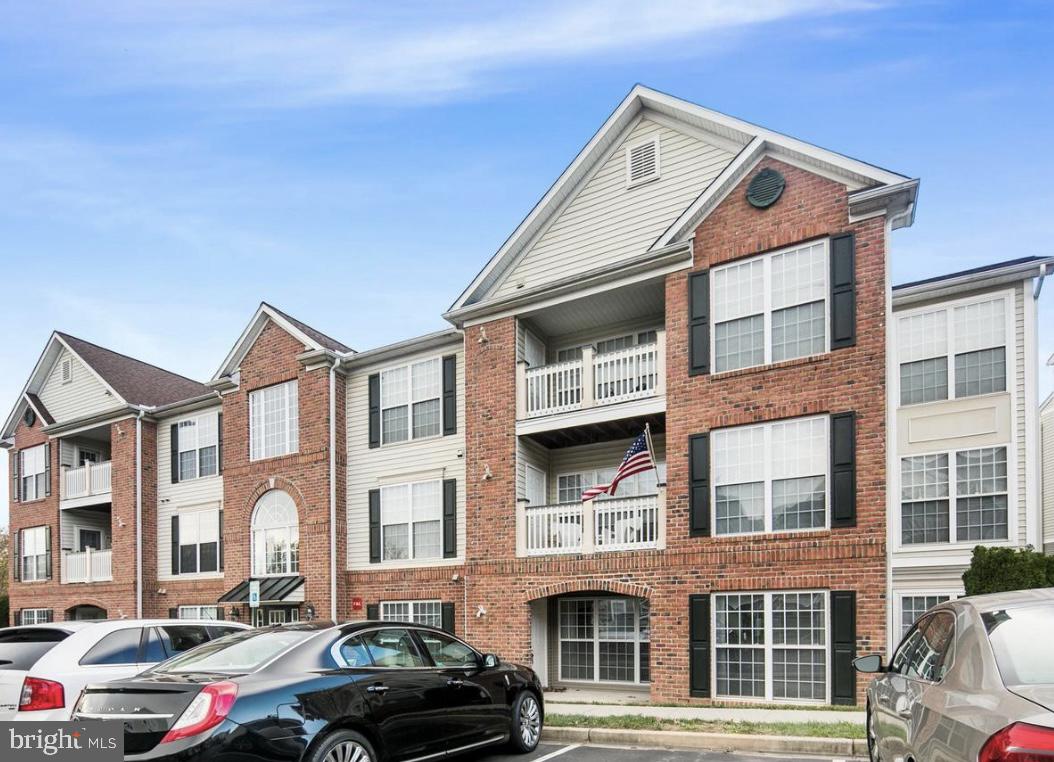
467, 742, 852, 762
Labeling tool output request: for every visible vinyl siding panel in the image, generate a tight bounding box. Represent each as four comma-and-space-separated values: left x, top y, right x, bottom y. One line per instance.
346, 341, 466, 570
493, 117, 734, 298
38, 347, 118, 423
1043, 401, 1054, 549
60, 509, 111, 553
156, 404, 224, 581
1013, 284, 1028, 545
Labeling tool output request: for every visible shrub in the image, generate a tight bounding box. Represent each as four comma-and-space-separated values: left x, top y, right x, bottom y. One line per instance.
962, 545, 1054, 596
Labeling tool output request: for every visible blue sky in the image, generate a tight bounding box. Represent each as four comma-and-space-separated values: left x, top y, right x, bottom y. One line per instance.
2, 1, 1052, 527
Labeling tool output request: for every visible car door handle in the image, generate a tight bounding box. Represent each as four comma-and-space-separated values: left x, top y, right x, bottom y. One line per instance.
447, 678, 464, 688
366, 684, 389, 694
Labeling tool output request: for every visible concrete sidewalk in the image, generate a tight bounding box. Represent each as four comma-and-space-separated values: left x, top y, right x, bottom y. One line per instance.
544, 699, 866, 726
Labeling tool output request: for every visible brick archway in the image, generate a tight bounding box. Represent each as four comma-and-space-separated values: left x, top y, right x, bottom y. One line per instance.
243, 476, 309, 527
523, 579, 652, 603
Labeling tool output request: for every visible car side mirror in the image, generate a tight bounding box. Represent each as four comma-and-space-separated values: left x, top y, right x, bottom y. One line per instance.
482, 653, 500, 669
854, 654, 886, 674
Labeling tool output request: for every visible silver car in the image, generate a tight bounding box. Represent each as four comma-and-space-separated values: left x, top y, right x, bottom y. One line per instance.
855, 588, 1054, 762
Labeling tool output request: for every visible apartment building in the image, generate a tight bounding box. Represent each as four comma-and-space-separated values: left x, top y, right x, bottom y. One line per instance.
1043, 353, 1054, 554
889, 258, 1052, 644
5, 86, 1049, 706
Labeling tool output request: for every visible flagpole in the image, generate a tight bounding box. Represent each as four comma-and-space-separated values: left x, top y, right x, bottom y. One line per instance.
644, 422, 662, 486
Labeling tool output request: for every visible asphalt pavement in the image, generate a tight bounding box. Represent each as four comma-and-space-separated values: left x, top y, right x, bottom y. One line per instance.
463, 742, 856, 762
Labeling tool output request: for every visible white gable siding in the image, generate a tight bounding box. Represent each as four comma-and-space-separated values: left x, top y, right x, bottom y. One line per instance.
157, 405, 224, 580
38, 347, 117, 423
493, 116, 735, 298
1013, 283, 1028, 544
346, 342, 466, 570
1043, 400, 1054, 551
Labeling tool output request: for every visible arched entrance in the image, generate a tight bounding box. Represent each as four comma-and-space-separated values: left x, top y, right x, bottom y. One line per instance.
66, 604, 107, 621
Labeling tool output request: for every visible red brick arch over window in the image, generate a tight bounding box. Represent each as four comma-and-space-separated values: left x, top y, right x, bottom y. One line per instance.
523, 579, 652, 603
243, 476, 308, 526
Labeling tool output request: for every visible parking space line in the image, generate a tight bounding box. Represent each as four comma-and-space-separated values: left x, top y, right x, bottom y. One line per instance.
532, 744, 581, 761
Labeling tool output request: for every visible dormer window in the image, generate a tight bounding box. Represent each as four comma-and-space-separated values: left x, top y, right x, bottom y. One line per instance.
626, 136, 660, 187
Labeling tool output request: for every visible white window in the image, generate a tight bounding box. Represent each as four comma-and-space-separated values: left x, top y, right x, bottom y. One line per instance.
625, 136, 660, 187
20, 526, 48, 581
897, 296, 1008, 406
177, 412, 219, 480
249, 380, 298, 460
251, 490, 299, 576
712, 416, 828, 536
20, 445, 47, 501
714, 591, 828, 702
20, 608, 51, 625
178, 605, 219, 620
558, 597, 650, 684
556, 464, 664, 504
712, 240, 828, 373
900, 446, 1009, 546
380, 480, 442, 561
556, 330, 660, 363
898, 595, 956, 639
380, 600, 442, 628
178, 509, 221, 574
381, 358, 442, 444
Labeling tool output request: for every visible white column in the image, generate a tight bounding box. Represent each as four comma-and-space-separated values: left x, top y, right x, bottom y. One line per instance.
516, 360, 528, 419
656, 329, 667, 397
581, 500, 595, 554
515, 498, 529, 557
85, 547, 94, 583
656, 485, 667, 550
581, 346, 595, 410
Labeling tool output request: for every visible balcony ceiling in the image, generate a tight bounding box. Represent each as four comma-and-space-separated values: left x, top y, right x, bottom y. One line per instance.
525, 412, 665, 449
522, 277, 664, 339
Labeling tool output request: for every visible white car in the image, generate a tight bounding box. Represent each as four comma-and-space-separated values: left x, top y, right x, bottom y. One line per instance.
0, 618, 249, 721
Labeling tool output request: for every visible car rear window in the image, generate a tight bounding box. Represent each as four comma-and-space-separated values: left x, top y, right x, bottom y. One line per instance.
984, 604, 1054, 685
153, 629, 313, 674
0, 628, 70, 671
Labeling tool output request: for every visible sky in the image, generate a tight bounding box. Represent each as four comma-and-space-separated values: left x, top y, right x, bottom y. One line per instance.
1, 0, 1053, 528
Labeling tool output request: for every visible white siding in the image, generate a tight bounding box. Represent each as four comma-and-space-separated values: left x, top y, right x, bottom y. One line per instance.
38, 347, 117, 423
346, 341, 466, 571
1013, 283, 1028, 544
156, 404, 224, 581
1043, 400, 1054, 550
60, 508, 111, 552
493, 116, 734, 298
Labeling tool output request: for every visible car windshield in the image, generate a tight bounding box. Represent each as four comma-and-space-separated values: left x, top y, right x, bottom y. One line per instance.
153, 628, 312, 674
0, 628, 70, 671
983, 604, 1054, 685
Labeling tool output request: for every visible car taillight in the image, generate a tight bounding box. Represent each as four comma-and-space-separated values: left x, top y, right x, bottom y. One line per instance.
161, 682, 238, 744
18, 677, 65, 711
980, 722, 1054, 761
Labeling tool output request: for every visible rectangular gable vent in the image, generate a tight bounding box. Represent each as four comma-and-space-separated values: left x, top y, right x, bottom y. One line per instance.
61, 358, 72, 384
626, 136, 660, 187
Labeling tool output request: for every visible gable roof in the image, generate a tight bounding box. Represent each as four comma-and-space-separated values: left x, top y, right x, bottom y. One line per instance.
213, 302, 354, 381
448, 84, 917, 319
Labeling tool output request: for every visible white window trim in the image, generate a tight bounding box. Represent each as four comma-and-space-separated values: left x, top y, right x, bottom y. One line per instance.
711, 415, 831, 538
894, 289, 1015, 408
73, 525, 108, 552
556, 596, 650, 687
178, 605, 219, 620
894, 591, 961, 642
896, 443, 1016, 552
552, 327, 662, 364
379, 479, 444, 562
556, 463, 666, 505
625, 135, 661, 188
20, 608, 51, 625
249, 380, 299, 461
379, 356, 445, 447
20, 444, 48, 502
380, 599, 443, 628
251, 492, 299, 578
176, 411, 220, 482
176, 506, 222, 576
711, 590, 831, 705
710, 239, 830, 374
20, 526, 48, 582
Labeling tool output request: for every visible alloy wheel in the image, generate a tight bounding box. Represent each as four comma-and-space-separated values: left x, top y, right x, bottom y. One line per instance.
325, 740, 371, 762
519, 694, 542, 748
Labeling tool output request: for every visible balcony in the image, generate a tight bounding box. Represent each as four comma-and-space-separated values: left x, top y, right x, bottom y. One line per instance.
517, 491, 665, 557
62, 548, 113, 584
517, 334, 665, 421
60, 460, 112, 508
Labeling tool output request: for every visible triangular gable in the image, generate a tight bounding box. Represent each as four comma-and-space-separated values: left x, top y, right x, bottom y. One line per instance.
449, 84, 915, 316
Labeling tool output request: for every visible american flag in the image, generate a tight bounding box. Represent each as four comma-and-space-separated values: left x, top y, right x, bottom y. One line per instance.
582, 431, 655, 502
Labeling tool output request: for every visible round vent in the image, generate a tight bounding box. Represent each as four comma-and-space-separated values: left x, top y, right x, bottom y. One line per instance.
24, 408, 36, 427
746, 168, 785, 209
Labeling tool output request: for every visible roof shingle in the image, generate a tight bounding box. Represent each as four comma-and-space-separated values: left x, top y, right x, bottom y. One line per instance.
263, 303, 353, 353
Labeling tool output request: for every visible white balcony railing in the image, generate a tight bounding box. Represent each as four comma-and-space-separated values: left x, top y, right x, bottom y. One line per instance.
62, 548, 113, 584
519, 491, 665, 557
518, 332, 665, 419
61, 461, 112, 501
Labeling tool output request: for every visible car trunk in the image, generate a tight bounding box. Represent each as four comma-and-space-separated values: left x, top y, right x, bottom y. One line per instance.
75, 674, 216, 754
1009, 685, 1054, 717
0, 628, 72, 719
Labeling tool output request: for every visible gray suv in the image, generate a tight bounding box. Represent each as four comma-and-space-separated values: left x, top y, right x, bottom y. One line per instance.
855, 588, 1054, 761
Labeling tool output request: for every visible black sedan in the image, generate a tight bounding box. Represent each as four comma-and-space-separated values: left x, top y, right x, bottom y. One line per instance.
72, 621, 544, 762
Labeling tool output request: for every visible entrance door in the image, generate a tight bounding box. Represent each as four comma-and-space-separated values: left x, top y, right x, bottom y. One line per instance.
526, 465, 547, 507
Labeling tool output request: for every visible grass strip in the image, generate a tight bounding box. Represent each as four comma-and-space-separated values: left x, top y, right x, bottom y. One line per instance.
546, 713, 866, 740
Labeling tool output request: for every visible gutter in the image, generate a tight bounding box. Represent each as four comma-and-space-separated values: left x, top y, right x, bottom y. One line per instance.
893, 258, 1054, 306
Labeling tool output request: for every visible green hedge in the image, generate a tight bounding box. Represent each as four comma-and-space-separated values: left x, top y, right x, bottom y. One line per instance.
962, 546, 1054, 596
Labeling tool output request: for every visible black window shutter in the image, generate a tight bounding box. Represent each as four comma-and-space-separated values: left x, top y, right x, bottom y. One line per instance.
215, 607, 225, 620
831, 591, 857, 705
368, 489, 381, 563
217, 412, 223, 474
170, 423, 180, 484
830, 412, 857, 528
15, 610, 22, 626
366, 603, 379, 620
13, 530, 20, 582
44, 525, 52, 580
442, 355, 457, 436
218, 509, 224, 571
688, 270, 710, 376
443, 479, 457, 559
689, 434, 711, 537
368, 374, 381, 449
44, 443, 51, 497
441, 602, 456, 634
12, 449, 19, 503
689, 594, 711, 697
168, 608, 178, 619
171, 515, 181, 575
830, 233, 856, 349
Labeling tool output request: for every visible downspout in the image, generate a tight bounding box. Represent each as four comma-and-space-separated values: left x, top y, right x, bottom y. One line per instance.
135, 406, 146, 619
329, 357, 340, 623
1035, 262, 1050, 300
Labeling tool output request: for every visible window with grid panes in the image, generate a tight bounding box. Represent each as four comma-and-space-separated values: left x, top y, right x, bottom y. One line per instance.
557, 464, 663, 503
380, 480, 442, 561
380, 600, 442, 628
712, 416, 827, 536
380, 358, 442, 444
712, 240, 827, 373
178, 605, 219, 620
899, 595, 952, 638
178, 509, 220, 574
20, 526, 48, 581
557, 598, 649, 685
249, 381, 298, 460
20, 609, 51, 625
20, 445, 47, 501
177, 412, 219, 480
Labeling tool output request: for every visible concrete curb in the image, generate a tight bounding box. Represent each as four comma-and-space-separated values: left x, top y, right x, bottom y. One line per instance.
542, 726, 868, 757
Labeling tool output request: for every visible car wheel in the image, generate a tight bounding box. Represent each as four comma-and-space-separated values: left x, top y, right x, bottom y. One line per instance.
311, 730, 377, 762
867, 701, 880, 762
508, 690, 542, 753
